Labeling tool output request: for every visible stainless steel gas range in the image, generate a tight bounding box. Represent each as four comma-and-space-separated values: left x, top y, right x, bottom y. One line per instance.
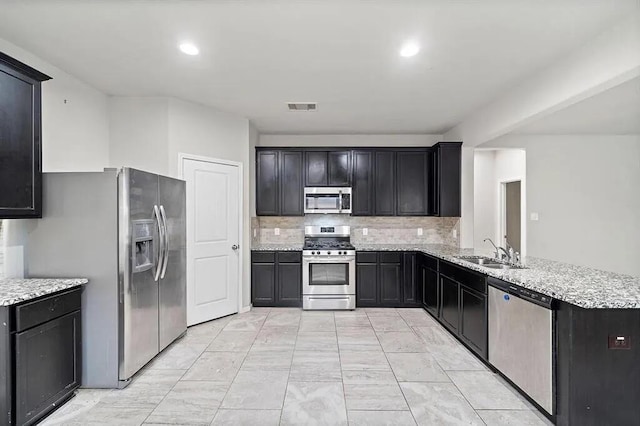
302, 225, 356, 310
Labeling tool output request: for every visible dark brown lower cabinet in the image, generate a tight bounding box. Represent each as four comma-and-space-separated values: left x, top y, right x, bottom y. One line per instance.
437, 262, 488, 359
459, 285, 487, 356
0, 287, 82, 425
251, 251, 302, 307
356, 261, 378, 307
355, 251, 419, 308
419, 253, 439, 315
439, 275, 460, 333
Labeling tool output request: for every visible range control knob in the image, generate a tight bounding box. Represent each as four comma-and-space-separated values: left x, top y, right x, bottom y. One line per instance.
327, 251, 331, 255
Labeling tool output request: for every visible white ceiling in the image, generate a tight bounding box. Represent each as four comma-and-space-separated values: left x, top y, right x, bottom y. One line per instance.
515, 76, 640, 134
0, 0, 636, 134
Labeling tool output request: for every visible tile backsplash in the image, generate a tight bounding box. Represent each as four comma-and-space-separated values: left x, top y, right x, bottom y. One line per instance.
252, 215, 460, 246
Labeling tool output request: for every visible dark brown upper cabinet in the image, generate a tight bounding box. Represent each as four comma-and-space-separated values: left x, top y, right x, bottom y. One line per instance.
256, 150, 304, 216
304, 150, 351, 187
256, 150, 280, 215
396, 151, 429, 216
0, 52, 51, 219
351, 150, 374, 216
430, 142, 462, 217
304, 151, 327, 186
255, 145, 461, 217
374, 151, 396, 215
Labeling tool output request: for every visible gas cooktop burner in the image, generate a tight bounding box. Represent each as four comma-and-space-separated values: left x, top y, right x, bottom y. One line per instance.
303, 241, 355, 250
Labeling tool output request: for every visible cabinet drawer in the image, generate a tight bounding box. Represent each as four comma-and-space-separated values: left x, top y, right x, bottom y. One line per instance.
356, 252, 378, 263
277, 251, 301, 263
379, 252, 401, 264
252, 251, 276, 263
440, 262, 486, 294
14, 288, 81, 332
422, 253, 438, 270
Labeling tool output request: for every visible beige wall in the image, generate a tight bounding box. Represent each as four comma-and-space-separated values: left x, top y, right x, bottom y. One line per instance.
482, 134, 639, 276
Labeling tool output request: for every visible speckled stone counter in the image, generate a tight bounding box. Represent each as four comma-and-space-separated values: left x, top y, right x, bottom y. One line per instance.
251, 243, 303, 251
0, 278, 88, 306
355, 244, 640, 309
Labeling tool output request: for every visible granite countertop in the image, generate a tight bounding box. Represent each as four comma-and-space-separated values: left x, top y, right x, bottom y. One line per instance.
251, 243, 304, 251
0, 278, 88, 306
355, 244, 640, 309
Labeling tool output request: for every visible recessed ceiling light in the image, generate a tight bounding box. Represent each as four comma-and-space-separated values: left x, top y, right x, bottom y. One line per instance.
400, 41, 420, 58
179, 42, 199, 56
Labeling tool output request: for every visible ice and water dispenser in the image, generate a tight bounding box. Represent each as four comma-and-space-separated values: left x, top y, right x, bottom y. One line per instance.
132, 219, 155, 273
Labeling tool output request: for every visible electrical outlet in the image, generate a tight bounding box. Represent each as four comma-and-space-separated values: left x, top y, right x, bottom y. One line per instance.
274, 228, 280, 236
530, 212, 539, 221
417, 228, 423, 236
253, 229, 257, 237
453, 229, 457, 239
362, 228, 368, 236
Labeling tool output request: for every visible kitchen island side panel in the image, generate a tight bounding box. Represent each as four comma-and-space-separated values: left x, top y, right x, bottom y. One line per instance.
556, 302, 640, 426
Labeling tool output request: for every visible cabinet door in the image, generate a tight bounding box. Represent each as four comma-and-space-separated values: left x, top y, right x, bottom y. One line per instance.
280, 151, 304, 216
328, 151, 351, 186
460, 286, 487, 358
276, 262, 302, 307
356, 263, 378, 307
423, 267, 439, 316
403, 252, 419, 306
428, 148, 440, 216
437, 143, 462, 217
439, 276, 459, 333
251, 262, 276, 306
351, 151, 374, 216
15, 310, 81, 425
305, 151, 328, 186
396, 151, 428, 216
374, 151, 396, 215
256, 151, 280, 215
0, 64, 44, 219
379, 262, 402, 306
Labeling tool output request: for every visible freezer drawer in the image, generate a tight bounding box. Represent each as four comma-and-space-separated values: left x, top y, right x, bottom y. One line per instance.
488, 286, 553, 414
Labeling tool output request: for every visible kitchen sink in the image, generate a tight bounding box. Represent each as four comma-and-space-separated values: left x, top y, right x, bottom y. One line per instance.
456, 256, 526, 270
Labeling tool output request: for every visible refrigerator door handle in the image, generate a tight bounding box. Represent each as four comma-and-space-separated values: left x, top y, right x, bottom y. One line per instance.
159, 205, 169, 279
153, 205, 164, 282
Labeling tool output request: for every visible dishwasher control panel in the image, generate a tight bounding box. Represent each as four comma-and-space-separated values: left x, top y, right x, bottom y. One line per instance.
487, 277, 554, 308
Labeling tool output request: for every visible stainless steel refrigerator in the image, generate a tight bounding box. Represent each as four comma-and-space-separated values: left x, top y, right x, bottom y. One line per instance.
23, 167, 186, 388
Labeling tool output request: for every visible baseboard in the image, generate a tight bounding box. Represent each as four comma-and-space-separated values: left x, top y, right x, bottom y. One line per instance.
239, 304, 252, 313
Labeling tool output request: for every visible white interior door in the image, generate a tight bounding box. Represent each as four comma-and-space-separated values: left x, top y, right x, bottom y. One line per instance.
183, 157, 240, 325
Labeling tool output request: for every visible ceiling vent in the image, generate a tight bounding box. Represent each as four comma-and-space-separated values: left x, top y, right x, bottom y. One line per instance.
287, 102, 317, 111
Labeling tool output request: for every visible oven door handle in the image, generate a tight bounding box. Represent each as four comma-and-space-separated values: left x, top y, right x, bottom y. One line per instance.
307, 296, 351, 300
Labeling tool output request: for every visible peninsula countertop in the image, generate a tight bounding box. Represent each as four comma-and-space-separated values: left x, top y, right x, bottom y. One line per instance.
0, 278, 88, 306
355, 244, 640, 309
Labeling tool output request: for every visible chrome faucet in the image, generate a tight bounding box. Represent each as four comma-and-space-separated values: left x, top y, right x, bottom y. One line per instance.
484, 238, 510, 261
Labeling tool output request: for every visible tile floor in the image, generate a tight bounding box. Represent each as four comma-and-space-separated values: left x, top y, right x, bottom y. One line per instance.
42, 308, 552, 425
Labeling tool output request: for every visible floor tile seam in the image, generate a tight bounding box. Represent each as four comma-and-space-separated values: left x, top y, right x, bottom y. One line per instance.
443, 369, 490, 425
212, 343, 252, 415
138, 367, 189, 425
373, 322, 418, 424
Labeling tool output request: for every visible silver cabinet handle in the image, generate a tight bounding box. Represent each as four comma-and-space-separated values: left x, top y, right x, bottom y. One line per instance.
232, 244, 239, 250
153, 205, 164, 282
159, 205, 169, 279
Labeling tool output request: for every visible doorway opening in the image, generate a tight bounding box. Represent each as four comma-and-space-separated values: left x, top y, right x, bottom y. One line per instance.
501, 180, 522, 253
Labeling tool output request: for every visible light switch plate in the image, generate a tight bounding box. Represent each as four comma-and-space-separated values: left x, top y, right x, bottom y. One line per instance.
362, 228, 368, 236
530, 212, 539, 221
417, 228, 423, 236
274, 227, 280, 235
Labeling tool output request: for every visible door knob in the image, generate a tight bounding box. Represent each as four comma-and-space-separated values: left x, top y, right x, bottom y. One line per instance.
232, 244, 239, 250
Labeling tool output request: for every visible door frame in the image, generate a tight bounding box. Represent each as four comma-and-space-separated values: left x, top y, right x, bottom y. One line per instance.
499, 177, 526, 258
178, 152, 244, 317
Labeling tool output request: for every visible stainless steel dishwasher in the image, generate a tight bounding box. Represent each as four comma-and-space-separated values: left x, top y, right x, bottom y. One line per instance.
488, 277, 554, 415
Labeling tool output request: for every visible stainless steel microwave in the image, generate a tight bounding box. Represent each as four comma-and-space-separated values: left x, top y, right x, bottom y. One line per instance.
304, 187, 352, 214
